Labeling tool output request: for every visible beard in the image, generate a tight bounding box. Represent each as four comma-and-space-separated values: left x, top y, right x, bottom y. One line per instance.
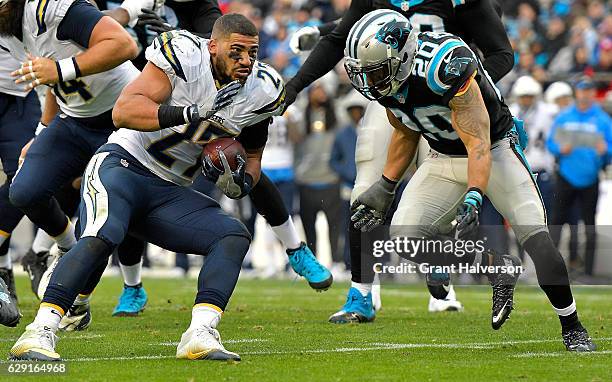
210, 56, 233, 86
0, 0, 25, 39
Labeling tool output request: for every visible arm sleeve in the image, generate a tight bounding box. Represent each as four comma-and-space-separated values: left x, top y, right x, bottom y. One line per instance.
236, 117, 271, 151
318, 19, 341, 36
287, 0, 370, 93
191, 0, 222, 38
454, 0, 514, 83
56, 0, 104, 48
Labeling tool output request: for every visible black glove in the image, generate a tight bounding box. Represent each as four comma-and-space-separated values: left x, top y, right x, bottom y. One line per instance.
281, 80, 298, 113
350, 176, 397, 232
202, 151, 252, 199
454, 188, 483, 239
137, 9, 174, 34
197, 80, 242, 121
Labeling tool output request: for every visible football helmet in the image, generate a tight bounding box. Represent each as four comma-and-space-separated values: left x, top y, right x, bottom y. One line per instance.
344, 9, 418, 100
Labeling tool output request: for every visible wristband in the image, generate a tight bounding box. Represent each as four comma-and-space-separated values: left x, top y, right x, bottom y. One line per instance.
35, 122, 47, 136
158, 104, 194, 129
56, 57, 78, 82
120, 0, 143, 27
464, 187, 483, 208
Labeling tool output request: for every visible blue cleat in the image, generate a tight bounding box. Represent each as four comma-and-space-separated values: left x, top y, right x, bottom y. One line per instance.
328, 287, 375, 324
287, 242, 333, 291
112, 285, 148, 317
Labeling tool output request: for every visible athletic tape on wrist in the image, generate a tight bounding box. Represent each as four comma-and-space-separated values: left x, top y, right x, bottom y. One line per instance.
57, 57, 78, 82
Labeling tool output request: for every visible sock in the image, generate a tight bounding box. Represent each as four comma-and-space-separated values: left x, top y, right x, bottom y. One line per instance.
34, 303, 64, 332
53, 220, 77, 250
351, 281, 372, 297
272, 217, 302, 251
0, 254, 11, 269
120, 260, 142, 287
554, 299, 581, 332
74, 294, 90, 306
190, 304, 222, 329
32, 229, 54, 254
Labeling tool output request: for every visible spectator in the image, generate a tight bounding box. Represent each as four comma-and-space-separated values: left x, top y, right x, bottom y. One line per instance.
329, 90, 366, 274
510, 76, 557, 212
547, 77, 612, 277
294, 79, 342, 268
544, 81, 574, 112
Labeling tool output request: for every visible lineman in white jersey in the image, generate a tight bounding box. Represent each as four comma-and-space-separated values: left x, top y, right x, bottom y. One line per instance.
11, 14, 283, 361
0, 0, 166, 325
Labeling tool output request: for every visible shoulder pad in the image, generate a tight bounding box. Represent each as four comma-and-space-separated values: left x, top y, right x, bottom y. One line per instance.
424, 37, 477, 100
32, 0, 74, 35
145, 30, 203, 82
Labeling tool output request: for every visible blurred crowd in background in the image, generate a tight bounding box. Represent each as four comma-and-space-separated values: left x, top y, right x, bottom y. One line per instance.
6, 0, 612, 282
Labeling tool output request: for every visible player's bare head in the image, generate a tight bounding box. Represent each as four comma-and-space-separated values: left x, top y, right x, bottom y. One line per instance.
0, 0, 25, 38
209, 14, 259, 85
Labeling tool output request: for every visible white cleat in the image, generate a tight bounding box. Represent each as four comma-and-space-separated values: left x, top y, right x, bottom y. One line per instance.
176, 326, 241, 361
9, 323, 61, 361
37, 245, 66, 300
428, 286, 464, 312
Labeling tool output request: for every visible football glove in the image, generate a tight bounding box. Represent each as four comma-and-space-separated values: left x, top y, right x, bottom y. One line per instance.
137, 9, 174, 34
351, 176, 397, 232
195, 80, 242, 121
202, 151, 252, 199
282, 81, 299, 113
454, 188, 483, 240
289, 26, 320, 54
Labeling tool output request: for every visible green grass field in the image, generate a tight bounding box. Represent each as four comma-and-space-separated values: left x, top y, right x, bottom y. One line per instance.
0, 275, 610, 381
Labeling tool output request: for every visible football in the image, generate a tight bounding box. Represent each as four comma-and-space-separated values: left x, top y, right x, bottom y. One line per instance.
202, 137, 247, 171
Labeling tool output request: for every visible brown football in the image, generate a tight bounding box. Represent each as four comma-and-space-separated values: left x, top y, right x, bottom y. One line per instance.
202, 137, 247, 171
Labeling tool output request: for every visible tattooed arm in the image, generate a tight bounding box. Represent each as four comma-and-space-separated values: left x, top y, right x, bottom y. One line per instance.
449, 78, 491, 192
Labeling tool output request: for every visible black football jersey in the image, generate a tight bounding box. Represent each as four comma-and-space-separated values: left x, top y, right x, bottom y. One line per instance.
379, 32, 514, 156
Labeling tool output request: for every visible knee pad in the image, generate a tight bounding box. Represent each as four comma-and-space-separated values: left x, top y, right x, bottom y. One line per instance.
8, 177, 43, 209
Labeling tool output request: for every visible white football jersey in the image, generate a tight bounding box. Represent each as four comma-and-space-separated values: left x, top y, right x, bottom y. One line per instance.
108, 30, 285, 186
0, 37, 29, 97
21, 0, 139, 117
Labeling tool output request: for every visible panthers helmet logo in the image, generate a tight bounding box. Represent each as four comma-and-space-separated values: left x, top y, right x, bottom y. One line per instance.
375, 20, 412, 51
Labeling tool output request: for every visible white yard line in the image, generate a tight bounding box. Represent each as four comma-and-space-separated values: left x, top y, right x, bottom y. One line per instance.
152, 339, 269, 346
28, 337, 609, 362
513, 350, 612, 358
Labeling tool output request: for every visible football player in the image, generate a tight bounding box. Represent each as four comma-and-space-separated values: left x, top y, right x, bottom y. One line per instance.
129, 0, 334, 294
344, 10, 596, 352
286, 0, 515, 322
0, 0, 165, 324
11, 13, 282, 361
0, 41, 38, 326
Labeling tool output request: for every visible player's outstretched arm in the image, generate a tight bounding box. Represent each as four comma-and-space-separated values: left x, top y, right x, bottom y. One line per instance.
449, 78, 491, 192
113, 62, 172, 131
382, 108, 421, 182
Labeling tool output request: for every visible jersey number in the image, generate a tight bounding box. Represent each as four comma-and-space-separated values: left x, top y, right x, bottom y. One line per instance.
413, 106, 458, 141
256, 63, 280, 89
53, 80, 93, 103
146, 123, 202, 179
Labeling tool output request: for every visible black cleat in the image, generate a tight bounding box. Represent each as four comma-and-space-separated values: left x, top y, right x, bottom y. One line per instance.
486, 253, 522, 330
563, 327, 597, 352
0, 267, 18, 304
0, 277, 20, 327
426, 272, 451, 300
21, 249, 49, 297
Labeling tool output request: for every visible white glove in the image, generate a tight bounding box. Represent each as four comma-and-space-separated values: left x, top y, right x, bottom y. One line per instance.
289, 26, 320, 54
120, 0, 163, 27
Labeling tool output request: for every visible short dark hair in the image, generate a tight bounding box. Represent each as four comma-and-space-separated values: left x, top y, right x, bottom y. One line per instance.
211, 14, 258, 39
